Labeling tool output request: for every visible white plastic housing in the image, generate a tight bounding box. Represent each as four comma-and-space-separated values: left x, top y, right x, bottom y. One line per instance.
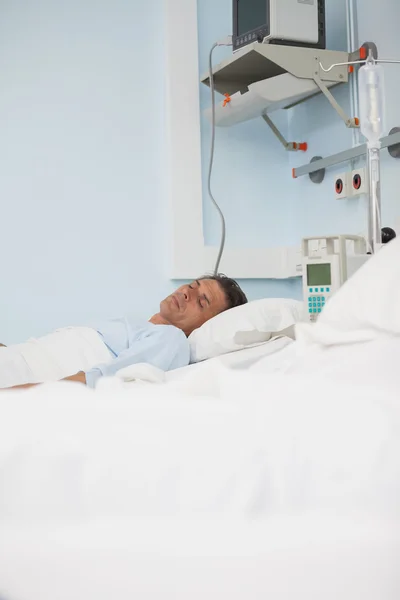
268, 0, 319, 45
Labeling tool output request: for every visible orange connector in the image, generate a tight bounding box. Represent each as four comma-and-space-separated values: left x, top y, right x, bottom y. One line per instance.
292, 168, 297, 179
222, 93, 231, 107
359, 46, 367, 60
348, 65, 354, 74
354, 117, 360, 126
291, 142, 307, 152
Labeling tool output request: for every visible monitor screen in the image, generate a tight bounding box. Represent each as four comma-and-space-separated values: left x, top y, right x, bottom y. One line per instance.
237, 0, 267, 36
307, 263, 332, 286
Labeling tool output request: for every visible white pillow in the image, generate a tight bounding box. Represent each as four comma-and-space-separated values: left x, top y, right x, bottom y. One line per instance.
189, 298, 305, 363
295, 237, 400, 347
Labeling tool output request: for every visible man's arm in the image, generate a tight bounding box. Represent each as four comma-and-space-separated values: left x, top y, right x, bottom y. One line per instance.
84, 326, 188, 388
5, 371, 86, 391
7, 326, 187, 390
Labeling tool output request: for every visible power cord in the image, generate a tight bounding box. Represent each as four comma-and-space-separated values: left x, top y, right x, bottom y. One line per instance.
208, 36, 232, 275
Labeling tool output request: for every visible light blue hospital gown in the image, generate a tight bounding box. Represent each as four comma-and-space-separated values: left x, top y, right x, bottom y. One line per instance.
85, 319, 190, 388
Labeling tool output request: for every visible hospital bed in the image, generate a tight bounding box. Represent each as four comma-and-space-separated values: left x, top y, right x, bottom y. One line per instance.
1, 239, 400, 599
0, 335, 400, 599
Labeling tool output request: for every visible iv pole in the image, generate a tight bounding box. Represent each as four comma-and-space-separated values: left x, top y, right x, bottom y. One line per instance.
361, 51, 385, 254
368, 144, 382, 254
321, 51, 400, 253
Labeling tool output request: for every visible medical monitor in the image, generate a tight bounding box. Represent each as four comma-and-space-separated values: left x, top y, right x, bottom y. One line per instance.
302, 235, 369, 323
233, 0, 326, 52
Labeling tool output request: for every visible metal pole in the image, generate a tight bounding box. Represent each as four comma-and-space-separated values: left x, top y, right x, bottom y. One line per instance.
346, 0, 360, 147
367, 146, 382, 253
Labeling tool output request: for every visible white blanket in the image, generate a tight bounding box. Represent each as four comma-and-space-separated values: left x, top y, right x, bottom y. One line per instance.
0, 327, 111, 388
1, 336, 400, 522
1, 336, 400, 599
1, 516, 399, 600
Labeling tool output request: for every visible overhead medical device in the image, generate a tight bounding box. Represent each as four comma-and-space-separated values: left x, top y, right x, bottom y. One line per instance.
302, 235, 368, 322
201, 44, 362, 130
233, 0, 326, 53
202, 43, 364, 273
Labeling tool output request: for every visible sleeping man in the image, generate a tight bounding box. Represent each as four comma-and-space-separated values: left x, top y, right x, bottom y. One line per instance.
0, 274, 247, 390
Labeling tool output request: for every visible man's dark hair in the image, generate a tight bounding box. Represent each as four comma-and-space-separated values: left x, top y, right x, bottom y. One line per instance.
200, 273, 248, 311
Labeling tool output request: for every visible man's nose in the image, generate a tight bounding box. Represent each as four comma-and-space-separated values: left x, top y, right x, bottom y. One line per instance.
181, 287, 191, 302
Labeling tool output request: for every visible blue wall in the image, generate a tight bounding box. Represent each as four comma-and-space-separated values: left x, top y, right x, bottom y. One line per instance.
3, 0, 399, 342
0, 0, 175, 343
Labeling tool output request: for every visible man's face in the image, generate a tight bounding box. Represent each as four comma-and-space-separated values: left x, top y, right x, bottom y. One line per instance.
160, 279, 228, 336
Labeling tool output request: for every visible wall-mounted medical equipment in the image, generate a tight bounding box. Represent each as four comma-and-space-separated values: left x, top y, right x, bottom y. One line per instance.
292, 44, 400, 181
232, 0, 326, 53
201, 43, 362, 131
294, 48, 400, 255
302, 235, 368, 322
334, 167, 369, 200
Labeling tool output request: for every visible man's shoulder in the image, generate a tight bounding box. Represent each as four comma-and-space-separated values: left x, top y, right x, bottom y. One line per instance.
124, 319, 189, 354
149, 323, 187, 345
147, 324, 189, 366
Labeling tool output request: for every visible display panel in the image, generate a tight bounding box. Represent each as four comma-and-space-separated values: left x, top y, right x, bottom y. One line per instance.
307, 263, 332, 286
237, 0, 267, 36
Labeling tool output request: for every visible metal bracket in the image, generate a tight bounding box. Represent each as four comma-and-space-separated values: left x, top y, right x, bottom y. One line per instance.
292, 130, 400, 179
308, 156, 325, 184
262, 114, 307, 152
388, 127, 400, 159
313, 75, 359, 128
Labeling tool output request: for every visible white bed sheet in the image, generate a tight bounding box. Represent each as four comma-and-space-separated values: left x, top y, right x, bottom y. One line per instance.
165, 336, 293, 382
1, 338, 400, 598
0, 516, 399, 600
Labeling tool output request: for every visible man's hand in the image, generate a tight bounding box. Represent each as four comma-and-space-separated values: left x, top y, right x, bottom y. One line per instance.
63, 371, 87, 384
4, 371, 87, 391
0, 344, 6, 348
